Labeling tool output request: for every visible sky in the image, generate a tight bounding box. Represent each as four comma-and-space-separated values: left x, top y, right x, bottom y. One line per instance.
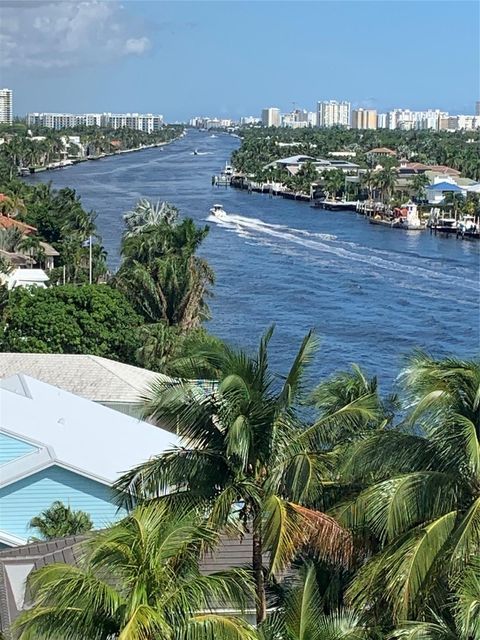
1, 0, 479, 120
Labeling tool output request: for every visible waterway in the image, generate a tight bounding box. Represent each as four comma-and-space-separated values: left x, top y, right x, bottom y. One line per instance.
27, 130, 480, 390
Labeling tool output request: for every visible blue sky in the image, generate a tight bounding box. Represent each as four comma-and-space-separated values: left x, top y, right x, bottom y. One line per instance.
2, 0, 479, 120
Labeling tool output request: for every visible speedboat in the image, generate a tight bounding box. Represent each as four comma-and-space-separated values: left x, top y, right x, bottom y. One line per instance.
193, 149, 199, 155
210, 204, 227, 219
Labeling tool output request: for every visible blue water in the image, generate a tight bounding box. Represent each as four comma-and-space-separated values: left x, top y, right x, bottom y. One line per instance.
27, 130, 480, 390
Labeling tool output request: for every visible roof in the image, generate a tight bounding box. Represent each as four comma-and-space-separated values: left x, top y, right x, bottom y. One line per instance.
39, 241, 59, 257
0, 216, 36, 235
0, 532, 259, 636
367, 147, 396, 155
427, 181, 463, 192
0, 353, 166, 404
0, 374, 178, 487
0, 250, 29, 267
2, 268, 49, 289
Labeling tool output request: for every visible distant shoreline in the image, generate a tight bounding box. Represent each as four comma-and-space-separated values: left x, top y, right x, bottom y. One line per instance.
25, 133, 184, 175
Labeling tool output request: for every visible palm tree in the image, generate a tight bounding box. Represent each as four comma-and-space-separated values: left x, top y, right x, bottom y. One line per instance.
29, 501, 93, 540
373, 167, 397, 204
124, 199, 179, 236
389, 557, 480, 639
259, 564, 369, 640
17, 235, 45, 267
115, 329, 377, 624
342, 354, 480, 626
0, 227, 23, 253
322, 169, 345, 199
410, 173, 430, 201
16, 503, 256, 640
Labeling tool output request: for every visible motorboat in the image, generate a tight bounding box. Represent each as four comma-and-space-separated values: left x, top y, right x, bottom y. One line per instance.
209, 204, 228, 219
193, 149, 199, 155
457, 216, 479, 239
392, 202, 424, 230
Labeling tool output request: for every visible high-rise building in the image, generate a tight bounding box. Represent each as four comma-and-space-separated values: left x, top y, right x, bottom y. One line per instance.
377, 113, 388, 128
317, 100, 351, 127
351, 108, 377, 129
26, 112, 164, 132
261, 107, 281, 127
476, 101, 480, 116
0, 89, 13, 124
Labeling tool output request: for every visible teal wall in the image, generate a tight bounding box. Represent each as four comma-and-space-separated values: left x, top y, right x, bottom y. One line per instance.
0, 432, 38, 465
0, 465, 125, 541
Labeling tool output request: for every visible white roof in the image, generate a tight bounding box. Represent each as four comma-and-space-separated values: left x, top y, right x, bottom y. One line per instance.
0, 374, 178, 486
3, 268, 49, 289
0, 353, 167, 403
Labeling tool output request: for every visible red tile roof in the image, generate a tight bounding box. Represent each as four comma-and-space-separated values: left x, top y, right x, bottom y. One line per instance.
0, 215, 37, 235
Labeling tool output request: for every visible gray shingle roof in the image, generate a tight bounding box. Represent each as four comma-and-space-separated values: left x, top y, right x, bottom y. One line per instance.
0, 353, 168, 403
0, 532, 258, 637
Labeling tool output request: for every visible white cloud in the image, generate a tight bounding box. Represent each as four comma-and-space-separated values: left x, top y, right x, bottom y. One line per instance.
0, 0, 151, 70
124, 37, 151, 55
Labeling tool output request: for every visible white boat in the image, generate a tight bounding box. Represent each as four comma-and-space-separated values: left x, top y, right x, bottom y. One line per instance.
223, 164, 233, 176
209, 204, 227, 219
393, 202, 424, 230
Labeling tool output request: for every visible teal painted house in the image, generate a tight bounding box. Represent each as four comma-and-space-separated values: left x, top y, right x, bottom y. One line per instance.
0, 374, 178, 547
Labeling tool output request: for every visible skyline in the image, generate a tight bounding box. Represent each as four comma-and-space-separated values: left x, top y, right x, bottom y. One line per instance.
1, 1, 479, 120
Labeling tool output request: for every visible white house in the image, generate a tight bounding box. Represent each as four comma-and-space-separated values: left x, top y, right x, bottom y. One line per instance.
0, 268, 49, 289
0, 374, 178, 547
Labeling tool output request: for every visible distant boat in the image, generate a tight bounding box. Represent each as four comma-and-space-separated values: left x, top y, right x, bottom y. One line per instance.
210, 204, 227, 219
314, 199, 358, 211
193, 149, 199, 155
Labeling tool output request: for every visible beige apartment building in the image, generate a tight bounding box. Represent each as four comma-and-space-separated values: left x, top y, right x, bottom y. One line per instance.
351, 108, 377, 129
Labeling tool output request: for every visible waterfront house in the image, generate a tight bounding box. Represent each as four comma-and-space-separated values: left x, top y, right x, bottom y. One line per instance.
426, 179, 466, 204
366, 147, 397, 161
0, 532, 258, 636
0, 373, 177, 548
0, 353, 168, 418
265, 155, 360, 176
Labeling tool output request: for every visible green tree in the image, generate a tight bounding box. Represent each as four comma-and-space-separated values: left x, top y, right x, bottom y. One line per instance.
322, 169, 345, 199
373, 167, 397, 204
29, 501, 93, 541
15, 504, 256, 640
342, 354, 480, 627
410, 173, 430, 201
0, 284, 142, 363
259, 564, 369, 640
115, 329, 377, 624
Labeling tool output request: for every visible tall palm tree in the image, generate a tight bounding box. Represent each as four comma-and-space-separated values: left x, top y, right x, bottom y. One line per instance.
115, 329, 377, 624
410, 173, 430, 201
341, 354, 480, 626
322, 169, 345, 199
259, 564, 369, 640
124, 199, 179, 236
16, 504, 256, 640
389, 557, 480, 639
373, 167, 397, 204
29, 501, 93, 540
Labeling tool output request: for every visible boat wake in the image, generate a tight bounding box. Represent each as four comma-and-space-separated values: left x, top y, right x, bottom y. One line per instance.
207, 211, 478, 294
191, 151, 212, 155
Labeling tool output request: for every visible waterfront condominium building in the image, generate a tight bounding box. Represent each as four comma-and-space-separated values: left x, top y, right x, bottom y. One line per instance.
0, 89, 13, 124
26, 112, 164, 132
317, 100, 351, 128
351, 108, 377, 129
476, 101, 480, 116
261, 107, 281, 127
